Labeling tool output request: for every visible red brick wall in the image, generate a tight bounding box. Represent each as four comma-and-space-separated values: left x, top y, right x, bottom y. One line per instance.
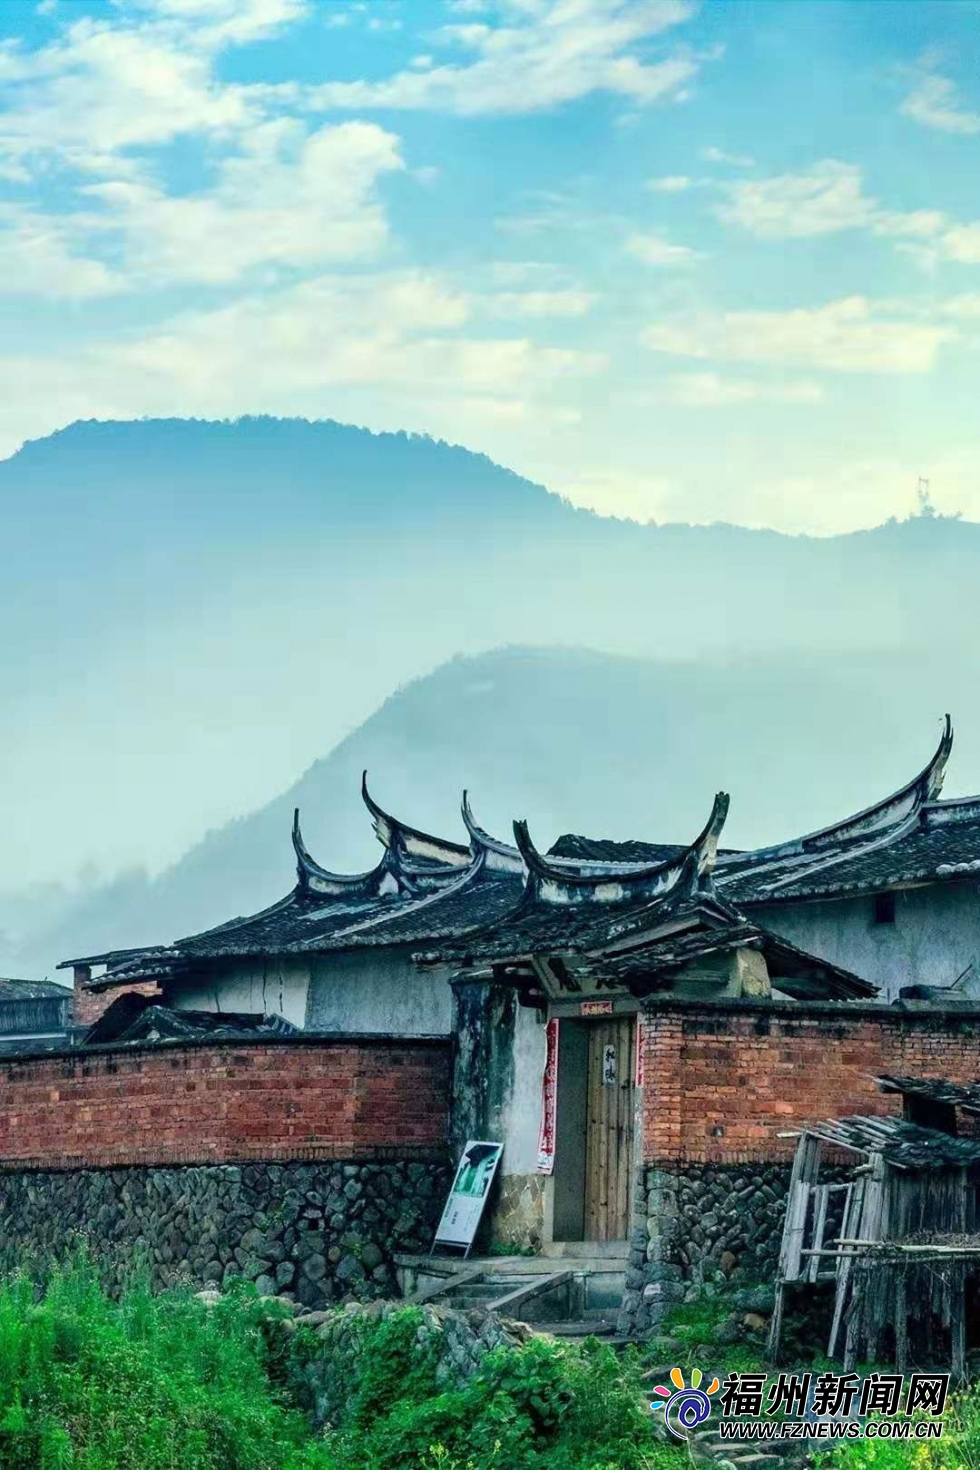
643, 1001, 980, 1166
73, 981, 161, 1029
0, 1038, 450, 1170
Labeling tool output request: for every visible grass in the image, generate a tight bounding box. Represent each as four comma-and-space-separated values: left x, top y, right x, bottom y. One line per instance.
0, 1257, 669, 1470
11, 1254, 970, 1470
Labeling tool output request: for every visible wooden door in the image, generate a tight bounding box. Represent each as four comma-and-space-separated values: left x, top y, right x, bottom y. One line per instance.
584, 1017, 635, 1241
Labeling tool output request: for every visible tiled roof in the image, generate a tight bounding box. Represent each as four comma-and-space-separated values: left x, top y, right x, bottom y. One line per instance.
0, 977, 72, 1000
548, 835, 688, 865
876, 1075, 980, 1115
590, 921, 875, 1000
801, 1114, 980, 1170
721, 799, 980, 904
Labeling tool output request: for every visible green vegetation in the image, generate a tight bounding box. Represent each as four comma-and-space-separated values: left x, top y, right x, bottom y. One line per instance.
7, 1256, 971, 1470
0, 1259, 665, 1470
820, 1387, 977, 1470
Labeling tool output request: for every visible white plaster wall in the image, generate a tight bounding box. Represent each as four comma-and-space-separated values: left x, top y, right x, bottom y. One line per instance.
178, 958, 312, 1027
500, 1004, 548, 1176
753, 879, 980, 999
305, 947, 453, 1036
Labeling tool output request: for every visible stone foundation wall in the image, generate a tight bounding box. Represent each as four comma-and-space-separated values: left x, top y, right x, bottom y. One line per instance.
619, 1161, 792, 1335
0, 1158, 449, 1308
490, 1172, 546, 1251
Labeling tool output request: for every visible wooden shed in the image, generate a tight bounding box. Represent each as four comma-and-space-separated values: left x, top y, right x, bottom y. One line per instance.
769, 1108, 980, 1379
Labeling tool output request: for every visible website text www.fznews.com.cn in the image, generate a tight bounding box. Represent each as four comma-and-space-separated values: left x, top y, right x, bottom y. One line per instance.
718, 1418, 945, 1442
650, 1368, 950, 1442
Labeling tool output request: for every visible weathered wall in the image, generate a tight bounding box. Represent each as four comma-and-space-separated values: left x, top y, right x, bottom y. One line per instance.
0, 1158, 448, 1308
174, 948, 453, 1037
74, 978, 161, 1030
493, 1001, 548, 1246
619, 997, 980, 1335
450, 983, 548, 1249
175, 957, 312, 1028
306, 948, 453, 1036
752, 879, 980, 1000
0, 1036, 450, 1169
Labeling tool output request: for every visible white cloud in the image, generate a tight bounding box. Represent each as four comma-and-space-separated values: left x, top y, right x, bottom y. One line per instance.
307, 0, 700, 117
643, 296, 956, 375
715, 158, 980, 272
647, 174, 692, 192
702, 145, 753, 167
666, 372, 824, 406
942, 293, 980, 320
106, 272, 604, 404
717, 160, 875, 238
82, 119, 403, 286
488, 289, 596, 317
939, 224, 980, 266
131, 0, 309, 47
0, 205, 120, 298
903, 70, 980, 136
0, 269, 605, 460
625, 230, 698, 266
0, 1, 304, 176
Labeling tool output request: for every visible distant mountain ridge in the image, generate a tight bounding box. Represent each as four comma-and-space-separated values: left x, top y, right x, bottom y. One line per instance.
15, 642, 980, 979
3, 415, 980, 968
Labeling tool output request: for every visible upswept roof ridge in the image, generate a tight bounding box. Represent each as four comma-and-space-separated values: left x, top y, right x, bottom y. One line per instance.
361, 772, 470, 870
62, 715, 973, 982
513, 791, 730, 906
548, 718, 965, 907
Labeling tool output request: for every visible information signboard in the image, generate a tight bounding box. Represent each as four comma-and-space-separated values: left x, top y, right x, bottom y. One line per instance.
433, 1140, 503, 1256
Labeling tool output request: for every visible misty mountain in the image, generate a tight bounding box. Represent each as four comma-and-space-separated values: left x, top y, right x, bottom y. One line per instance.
4, 415, 980, 963
14, 642, 980, 980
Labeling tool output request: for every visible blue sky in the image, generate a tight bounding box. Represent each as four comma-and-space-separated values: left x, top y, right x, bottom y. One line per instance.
2, 0, 980, 531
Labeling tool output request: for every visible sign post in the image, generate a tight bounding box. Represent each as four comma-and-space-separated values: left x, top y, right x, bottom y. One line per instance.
432, 1140, 503, 1257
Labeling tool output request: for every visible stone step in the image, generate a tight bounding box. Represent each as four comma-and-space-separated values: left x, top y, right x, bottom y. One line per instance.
538, 1319, 616, 1337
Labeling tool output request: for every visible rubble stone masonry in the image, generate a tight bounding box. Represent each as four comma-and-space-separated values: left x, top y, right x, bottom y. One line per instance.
0, 1159, 450, 1307
619, 999, 980, 1335
0, 1036, 451, 1305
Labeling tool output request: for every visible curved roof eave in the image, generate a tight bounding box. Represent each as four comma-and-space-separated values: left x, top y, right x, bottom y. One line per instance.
361, 772, 471, 868
720, 717, 952, 877
461, 791, 525, 873
513, 791, 730, 904
292, 808, 407, 898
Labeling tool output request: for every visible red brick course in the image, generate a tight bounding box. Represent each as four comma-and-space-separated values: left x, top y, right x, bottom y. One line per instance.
72, 981, 161, 1029
643, 1000, 980, 1166
0, 1038, 450, 1170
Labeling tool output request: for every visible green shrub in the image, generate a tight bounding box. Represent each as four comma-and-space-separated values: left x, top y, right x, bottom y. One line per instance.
0, 1257, 331, 1470
0, 1259, 669, 1470
326, 1320, 664, 1470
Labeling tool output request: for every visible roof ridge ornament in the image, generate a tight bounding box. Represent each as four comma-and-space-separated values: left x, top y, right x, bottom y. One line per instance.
361, 772, 471, 868
461, 791, 525, 873
802, 713, 952, 850
292, 807, 409, 898
513, 792, 730, 905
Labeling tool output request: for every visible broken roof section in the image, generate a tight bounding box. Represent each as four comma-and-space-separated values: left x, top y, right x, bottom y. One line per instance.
797, 1114, 980, 1171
